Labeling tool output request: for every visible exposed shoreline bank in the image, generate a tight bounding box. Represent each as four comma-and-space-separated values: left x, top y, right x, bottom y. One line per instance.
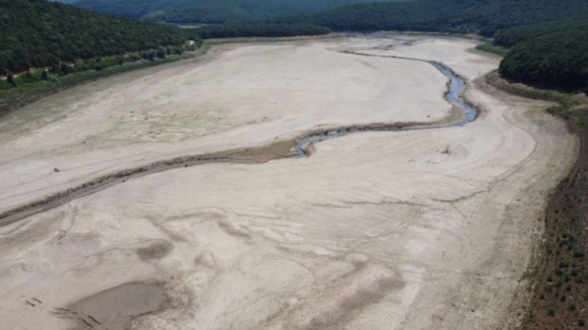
488, 72, 588, 329
0, 47, 210, 119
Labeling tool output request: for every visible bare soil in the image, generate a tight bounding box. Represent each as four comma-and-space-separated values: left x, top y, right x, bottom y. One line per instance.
0, 35, 578, 330
489, 74, 588, 330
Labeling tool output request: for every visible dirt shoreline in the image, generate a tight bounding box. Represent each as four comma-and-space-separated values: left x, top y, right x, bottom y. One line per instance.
488, 73, 588, 329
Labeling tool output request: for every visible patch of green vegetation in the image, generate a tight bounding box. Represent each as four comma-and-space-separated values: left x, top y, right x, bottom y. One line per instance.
273, 0, 588, 37
75, 0, 404, 24
494, 14, 588, 48
498, 20, 588, 94
0, 48, 208, 117
475, 43, 509, 57
486, 71, 585, 108
0, 0, 196, 75
190, 23, 331, 39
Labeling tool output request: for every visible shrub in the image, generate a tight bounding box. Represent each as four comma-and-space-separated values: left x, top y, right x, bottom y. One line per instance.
7, 73, 16, 86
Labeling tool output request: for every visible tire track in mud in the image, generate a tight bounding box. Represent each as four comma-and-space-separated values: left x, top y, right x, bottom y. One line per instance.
0, 54, 479, 227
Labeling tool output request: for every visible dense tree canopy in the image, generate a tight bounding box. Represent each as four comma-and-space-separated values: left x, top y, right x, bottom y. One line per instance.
0, 0, 191, 75
74, 0, 402, 23
498, 19, 588, 93
275, 2, 439, 32
190, 23, 330, 39
494, 14, 588, 48
5, 0, 587, 94
274, 0, 588, 37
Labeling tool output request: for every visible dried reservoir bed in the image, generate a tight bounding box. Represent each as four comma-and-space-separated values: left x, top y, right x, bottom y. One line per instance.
0, 34, 577, 329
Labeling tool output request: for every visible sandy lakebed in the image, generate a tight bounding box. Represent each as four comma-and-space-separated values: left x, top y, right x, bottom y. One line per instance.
0, 34, 578, 329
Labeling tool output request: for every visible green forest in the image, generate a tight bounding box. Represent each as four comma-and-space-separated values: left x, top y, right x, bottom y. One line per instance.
3, 0, 588, 94
0, 0, 191, 75
494, 14, 588, 48
190, 23, 330, 39
497, 16, 588, 93
274, 0, 588, 37
74, 0, 401, 23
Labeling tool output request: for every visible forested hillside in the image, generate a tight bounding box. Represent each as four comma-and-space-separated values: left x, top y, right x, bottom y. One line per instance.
494, 14, 588, 48
74, 0, 400, 23
190, 23, 330, 39
4, 0, 587, 97
274, 0, 588, 37
498, 16, 588, 93
0, 0, 190, 75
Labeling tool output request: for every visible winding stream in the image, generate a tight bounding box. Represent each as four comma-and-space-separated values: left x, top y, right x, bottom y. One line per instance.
0, 54, 479, 227
294, 55, 477, 156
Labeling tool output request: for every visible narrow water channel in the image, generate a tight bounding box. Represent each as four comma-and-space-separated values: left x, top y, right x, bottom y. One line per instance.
0, 55, 479, 226
293, 58, 476, 156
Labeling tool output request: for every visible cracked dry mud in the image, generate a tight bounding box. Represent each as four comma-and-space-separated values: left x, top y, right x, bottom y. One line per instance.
0, 34, 578, 329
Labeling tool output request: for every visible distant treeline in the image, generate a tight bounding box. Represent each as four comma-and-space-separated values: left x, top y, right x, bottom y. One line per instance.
494, 15, 588, 48
4, 0, 587, 95
0, 0, 194, 75
190, 23, 330, 39
272, 0, 588, 37
74, 0, 401, 24
0, 46, 190, 89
